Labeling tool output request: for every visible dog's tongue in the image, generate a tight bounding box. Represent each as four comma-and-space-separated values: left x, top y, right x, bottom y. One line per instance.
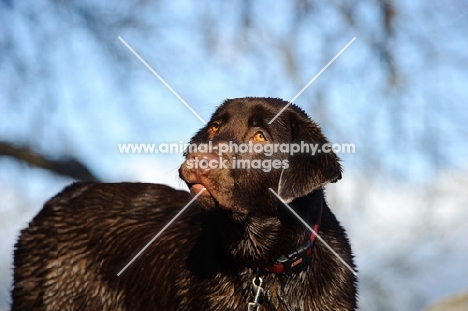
190, 183, 209, 196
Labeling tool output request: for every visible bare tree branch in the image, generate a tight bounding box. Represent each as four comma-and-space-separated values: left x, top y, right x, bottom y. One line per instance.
0, 141, 100, 181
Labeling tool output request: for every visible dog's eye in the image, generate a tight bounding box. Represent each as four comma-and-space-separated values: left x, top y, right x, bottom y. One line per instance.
253, 132, 267, 142
209, 123, 220, 133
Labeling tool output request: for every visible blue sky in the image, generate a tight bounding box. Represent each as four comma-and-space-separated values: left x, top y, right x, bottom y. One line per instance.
3, 0, 466, 185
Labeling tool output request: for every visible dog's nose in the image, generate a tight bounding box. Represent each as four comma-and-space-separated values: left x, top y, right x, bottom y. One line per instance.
188, 152, 221, 175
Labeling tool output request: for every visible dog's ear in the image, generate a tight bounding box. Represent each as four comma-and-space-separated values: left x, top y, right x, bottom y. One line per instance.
278, 111, 342, 203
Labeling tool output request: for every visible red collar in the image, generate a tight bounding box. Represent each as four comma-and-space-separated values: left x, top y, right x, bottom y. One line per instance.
264, 199, 323, 274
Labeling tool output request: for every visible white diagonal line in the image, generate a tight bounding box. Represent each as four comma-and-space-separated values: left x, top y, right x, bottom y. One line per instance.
118, 36, 206, 124
268, 36, 356, 124
268, 188, 357, 276
117, 188, 206, 276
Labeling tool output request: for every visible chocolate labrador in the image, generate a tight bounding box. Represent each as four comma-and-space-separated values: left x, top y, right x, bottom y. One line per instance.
12, 97, 357, 310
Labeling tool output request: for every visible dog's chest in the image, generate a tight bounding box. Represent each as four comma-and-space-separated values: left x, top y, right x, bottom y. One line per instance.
177, 270, 316, 311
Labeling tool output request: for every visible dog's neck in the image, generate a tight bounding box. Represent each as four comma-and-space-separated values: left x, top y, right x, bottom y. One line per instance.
229, 190, 324, 274
264, 197, 322, 274
187, 190, 325, 278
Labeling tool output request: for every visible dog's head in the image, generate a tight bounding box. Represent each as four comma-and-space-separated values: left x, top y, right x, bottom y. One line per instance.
179, 97, 341, 219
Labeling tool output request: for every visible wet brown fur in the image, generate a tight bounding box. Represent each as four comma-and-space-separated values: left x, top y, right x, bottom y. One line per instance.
12, 97, 357, 310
